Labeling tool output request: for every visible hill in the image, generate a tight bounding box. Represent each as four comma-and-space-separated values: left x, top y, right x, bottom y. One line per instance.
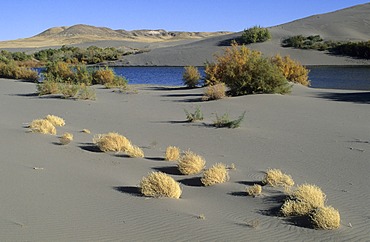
0, 3, 370, 66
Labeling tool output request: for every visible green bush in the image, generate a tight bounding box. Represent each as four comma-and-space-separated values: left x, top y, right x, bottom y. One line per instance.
183, 66, 201, 88
205, 43, 291, 96
213, 111, 246, 129
184, 106, 204, 122
241, 26, 271, 44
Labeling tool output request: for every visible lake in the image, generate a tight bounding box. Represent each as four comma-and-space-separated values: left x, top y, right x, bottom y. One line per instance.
36, 66, 370, 90
113, 66, 370, 90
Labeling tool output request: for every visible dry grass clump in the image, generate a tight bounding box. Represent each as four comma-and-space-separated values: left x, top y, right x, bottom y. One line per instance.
81, 128, 91, 134
281, 184, 326, 216
140, 171, 182, 199
178, 151, 206, 175
165, 146, 180, 161
201, 163, 229, 186
29, 119, 56, 135
59, 132, 73, 145
93, 132, 131, 152
202, 83, 226, 101
44, 114, 65, 127
310, 206, 341, 230
262, 169, 294, 188
246, 184, 262, 197
126, 144, 145, 158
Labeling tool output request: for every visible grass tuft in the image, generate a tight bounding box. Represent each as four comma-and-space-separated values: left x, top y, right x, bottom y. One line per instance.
165, 146, 181, 161
184, 106, 204, 122
59, 132, 73, 145
202, 83, 226, 101
178, 150, 206, 175
29, 119, 56, 135
201, 163, 229, 186
246, 184, 262, 197
44, 114, 65, 127
93, 132, 131, 152
310, 206, 340, 230
213, 111, 246, 128
262, 168, 294, 188
140, 171, 182, 199
126, 144, 145, 158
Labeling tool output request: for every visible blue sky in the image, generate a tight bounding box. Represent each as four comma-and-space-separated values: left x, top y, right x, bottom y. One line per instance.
0, 0, 369, 40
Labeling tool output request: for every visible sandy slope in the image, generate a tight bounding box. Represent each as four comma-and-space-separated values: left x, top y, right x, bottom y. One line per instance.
120, 3, 370, 66
1, 78, 369, 241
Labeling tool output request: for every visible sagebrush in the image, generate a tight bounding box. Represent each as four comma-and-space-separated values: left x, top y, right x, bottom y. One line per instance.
140, 171, 182, 199
178, 150, 206, 175
201, 163, 229, 186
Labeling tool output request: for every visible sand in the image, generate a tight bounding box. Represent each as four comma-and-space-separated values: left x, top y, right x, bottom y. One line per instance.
1, 78, 369, 241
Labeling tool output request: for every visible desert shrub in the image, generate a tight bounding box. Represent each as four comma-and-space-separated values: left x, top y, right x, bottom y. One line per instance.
183, 66, 201, 88
178, 150, 206, 175
201, 163, 230, 186
77, 84, 96, 100
37, 79, 60, 95
246, 184, 262, 197
202, 83, 226, 101
126, 144, 145, 158
184, 106, 204, 122
204, 62, 220, 86
241, 26, 271, 44
205, 43, 291, 96
75, 64, 92, 85
310, 206, 340, 230
92, 67, 115, 85
271, 54, 310, 86
93, 132, 132, 152
140, 171, 182, 199
165, 146, 181, 161
59, 132, 73, 145
213, 111, 245, 128
45, 61, 75, 81
29, 119, 56, 135
44, 115, 65, 127
281, 184, 326, 216
0, 62, 38, 81
104, 75, 127, 89
59, 82, 80, 98
262, 169, 294, 188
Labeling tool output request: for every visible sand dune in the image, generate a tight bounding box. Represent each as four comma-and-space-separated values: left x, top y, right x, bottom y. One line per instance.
1, 78, 370, 241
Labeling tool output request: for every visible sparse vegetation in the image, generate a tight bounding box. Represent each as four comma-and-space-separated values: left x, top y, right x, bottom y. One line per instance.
184, 106, 204, 122
29, 119, 56, 135
271, 54, 310, 86
178, 150, 206, 175
44, 115, 65, 127
262, 169, 294, 188
93, 132, 132, 152
246, 184, 262, 197
140, 171, 182, 199
310, 206, 341, 230
126, 144, 145, 158
165, 146, 181, 161
241, 26, 271, 44
281, 184, 326, 216
282, 35, 370, 59
59, 132, 73, 145
201, 163, 229, 186
202, 83, 226, 101
204, 43, 291, 96
213, 111, 246, 128
182, 66, 201, 88
82, 128, 91, 134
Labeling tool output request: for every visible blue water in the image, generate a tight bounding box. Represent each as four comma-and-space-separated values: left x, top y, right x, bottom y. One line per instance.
35, 66, 370, 90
